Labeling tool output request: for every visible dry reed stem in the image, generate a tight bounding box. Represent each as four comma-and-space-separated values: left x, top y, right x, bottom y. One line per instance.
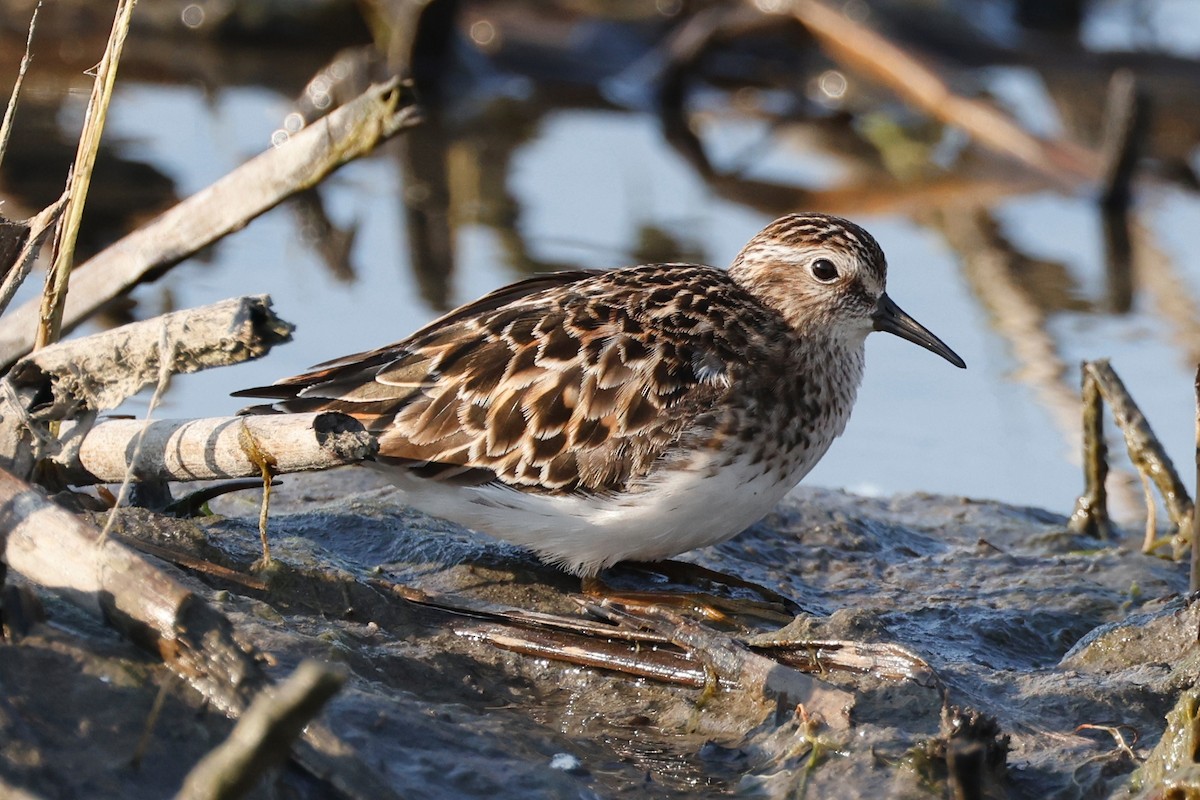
35, 0, 138, 351
0, 1, 41, 172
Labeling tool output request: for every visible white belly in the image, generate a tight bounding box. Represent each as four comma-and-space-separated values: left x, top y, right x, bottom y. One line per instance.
370, 438, 833, 576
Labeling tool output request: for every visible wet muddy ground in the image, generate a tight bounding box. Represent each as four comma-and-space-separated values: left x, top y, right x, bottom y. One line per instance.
3, 469, 1195, 798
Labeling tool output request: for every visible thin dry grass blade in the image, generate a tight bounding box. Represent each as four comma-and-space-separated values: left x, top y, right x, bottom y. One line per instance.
0, 1, 41, 172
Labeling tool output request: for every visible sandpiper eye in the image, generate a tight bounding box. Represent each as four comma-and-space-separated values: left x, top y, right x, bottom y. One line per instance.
810, 258, 838, 282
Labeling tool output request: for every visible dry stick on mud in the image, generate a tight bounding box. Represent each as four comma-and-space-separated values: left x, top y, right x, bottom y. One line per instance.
176, 660, 346, 800
1192, 366, 1200, 593
775, 0, 1099, 187
56, 413, 375, 485
1072, 360, 1193, 553
589, 600, 856, 729
379, 577, 876, 699
1069, 364, 1114, 539
36, 0, 137, 351
0, 469, 402, 800
0, 296, 293, 478
0, 79, 420, 371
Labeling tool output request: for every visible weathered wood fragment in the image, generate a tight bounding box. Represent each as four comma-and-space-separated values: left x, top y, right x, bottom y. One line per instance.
0, 296, 293, 478
0, 468, 400, 800
59, 413, 375, 485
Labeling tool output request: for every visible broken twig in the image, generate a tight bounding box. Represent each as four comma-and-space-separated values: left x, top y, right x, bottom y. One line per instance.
176, 660, 345, 800
1069, 362, 1114, 539
0, 194, 67, 318
1069, 360, 1193, 553
0, 1, 41, 172
0, 296, 293, 478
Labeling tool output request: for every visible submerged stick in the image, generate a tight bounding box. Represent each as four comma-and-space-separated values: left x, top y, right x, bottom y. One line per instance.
176, 660, 345, 800
1099, 69, 1147, 211
1098, 70, 1147, 315
0, 79, 420, 371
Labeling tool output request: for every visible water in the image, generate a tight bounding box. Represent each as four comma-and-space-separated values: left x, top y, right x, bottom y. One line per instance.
8, 3, 1200, 525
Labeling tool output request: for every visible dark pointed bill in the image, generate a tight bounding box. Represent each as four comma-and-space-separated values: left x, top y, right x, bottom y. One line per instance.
872, 293, 966, 369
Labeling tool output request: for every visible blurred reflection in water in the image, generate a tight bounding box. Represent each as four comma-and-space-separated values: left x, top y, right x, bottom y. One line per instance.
1, 0, 1199, 521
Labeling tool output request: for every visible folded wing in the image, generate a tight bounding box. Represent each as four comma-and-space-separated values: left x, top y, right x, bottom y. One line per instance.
235, 268, 740, 494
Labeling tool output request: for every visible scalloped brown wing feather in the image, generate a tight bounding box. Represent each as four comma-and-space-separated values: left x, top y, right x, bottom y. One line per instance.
236, 267, 753, 493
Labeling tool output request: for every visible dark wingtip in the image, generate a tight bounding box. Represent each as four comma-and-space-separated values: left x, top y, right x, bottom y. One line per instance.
236, 402, 285, 416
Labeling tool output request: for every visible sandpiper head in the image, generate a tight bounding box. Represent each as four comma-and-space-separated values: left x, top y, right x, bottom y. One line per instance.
729, 213, 965, 368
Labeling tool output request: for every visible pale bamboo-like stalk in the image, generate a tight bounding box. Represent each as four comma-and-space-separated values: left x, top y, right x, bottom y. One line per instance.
34, 0, 137, 350
61, 413, 375, 485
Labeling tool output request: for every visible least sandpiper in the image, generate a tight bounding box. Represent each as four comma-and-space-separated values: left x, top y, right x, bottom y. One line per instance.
236, 214, 964, 576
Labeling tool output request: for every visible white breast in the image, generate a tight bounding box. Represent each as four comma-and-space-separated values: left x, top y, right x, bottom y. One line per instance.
371, 430, 836, 576
375, 339, 865, 576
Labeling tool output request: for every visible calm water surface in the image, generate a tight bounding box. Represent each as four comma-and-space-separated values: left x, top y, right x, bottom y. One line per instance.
12, 5, 1200, 523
